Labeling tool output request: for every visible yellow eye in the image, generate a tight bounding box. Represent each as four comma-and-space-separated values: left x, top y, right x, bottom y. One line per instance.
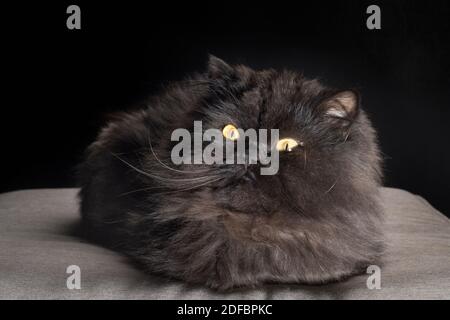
276, 138, 299, 152
222, 124, 240, 141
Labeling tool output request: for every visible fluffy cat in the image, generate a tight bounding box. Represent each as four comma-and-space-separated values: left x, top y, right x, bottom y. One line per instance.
78, 56, 384, 290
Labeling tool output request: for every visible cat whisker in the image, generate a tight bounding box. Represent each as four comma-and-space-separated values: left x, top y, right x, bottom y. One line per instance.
153, 175, 225, 195
324, 178, 338, 194
111, 152, 221, 184
121, 175, 224, 197
118, 173, 225, 197
303, 150, 307, 170
146, 132, 209, 175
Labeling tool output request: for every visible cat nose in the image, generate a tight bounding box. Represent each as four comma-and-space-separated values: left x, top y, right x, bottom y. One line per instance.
242, 169, 257, 183
242, 153, 258, 179
243, 153, 258, 168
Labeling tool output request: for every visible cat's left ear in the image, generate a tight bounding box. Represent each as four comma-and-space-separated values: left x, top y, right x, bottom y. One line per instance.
320, 90, 360, 122
207, 55, 235, 80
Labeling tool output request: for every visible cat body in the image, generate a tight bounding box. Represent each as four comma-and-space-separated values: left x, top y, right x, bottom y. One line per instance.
78, 56, 384, 290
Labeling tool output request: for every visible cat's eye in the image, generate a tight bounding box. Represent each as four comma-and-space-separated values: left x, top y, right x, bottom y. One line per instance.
276, 138, 300, 152
222, 124, 240, 141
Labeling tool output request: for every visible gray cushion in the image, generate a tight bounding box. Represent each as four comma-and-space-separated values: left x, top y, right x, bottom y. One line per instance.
0, 188, 449, 299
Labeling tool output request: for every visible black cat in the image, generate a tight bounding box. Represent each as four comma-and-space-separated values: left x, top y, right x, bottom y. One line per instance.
78, 56, 384, 290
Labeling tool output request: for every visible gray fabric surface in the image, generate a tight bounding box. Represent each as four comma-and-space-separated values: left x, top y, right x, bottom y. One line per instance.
0, 188, 448, 300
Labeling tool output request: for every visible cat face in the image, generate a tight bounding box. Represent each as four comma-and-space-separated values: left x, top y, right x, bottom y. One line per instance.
161, 56, 377, 217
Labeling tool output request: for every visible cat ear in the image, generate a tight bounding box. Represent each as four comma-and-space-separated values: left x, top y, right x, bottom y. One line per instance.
207, 55, 234, 80
321, 90, 359, 121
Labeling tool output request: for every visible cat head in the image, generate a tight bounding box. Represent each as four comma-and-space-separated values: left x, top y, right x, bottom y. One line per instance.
158, 56, 381, 217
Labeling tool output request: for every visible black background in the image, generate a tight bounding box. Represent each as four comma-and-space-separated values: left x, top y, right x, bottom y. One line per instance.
4, 1, 450, 217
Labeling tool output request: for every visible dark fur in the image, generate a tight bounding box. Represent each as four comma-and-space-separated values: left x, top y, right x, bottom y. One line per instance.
78, 56, 384, 290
